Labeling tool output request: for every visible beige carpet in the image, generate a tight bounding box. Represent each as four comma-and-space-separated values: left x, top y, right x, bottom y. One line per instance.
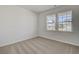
0, 37, 79, 54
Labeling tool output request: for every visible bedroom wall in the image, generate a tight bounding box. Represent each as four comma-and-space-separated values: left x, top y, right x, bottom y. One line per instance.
38, 6, 79, 46
0, 6, 37, 47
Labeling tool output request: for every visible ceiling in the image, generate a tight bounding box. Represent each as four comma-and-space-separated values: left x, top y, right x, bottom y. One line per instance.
18, 5, 59, 13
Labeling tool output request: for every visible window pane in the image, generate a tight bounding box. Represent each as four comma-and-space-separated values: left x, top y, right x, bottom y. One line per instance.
58, 23, 63, 31
66, 22, 72, 32
47, 15, 56, 30
63, 22, 67, 31
58, 16, 63, 31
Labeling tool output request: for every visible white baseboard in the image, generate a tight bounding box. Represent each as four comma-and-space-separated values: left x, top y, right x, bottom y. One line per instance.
0, 35, 37, 47
0, 35, 79, 47
39, 35, 79, 47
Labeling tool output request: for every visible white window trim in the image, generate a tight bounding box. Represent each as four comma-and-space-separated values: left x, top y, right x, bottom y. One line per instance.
47, 10, 72, 32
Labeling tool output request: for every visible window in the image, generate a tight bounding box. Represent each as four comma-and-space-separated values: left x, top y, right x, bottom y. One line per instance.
47, 14, 56, 30
58, 11, 72, 32
47, 10, 72, 32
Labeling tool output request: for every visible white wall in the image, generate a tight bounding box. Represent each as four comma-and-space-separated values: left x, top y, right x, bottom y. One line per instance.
0, 6, 37, 47
0, 5, 79, 47
38, 6, 79, 46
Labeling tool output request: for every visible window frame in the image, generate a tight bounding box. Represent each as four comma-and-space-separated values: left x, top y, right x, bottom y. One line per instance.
46, 10, 72, 32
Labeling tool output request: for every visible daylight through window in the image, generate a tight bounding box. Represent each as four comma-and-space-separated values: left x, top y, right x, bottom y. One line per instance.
47, 11, 72, 32
47, 15, 56, 30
